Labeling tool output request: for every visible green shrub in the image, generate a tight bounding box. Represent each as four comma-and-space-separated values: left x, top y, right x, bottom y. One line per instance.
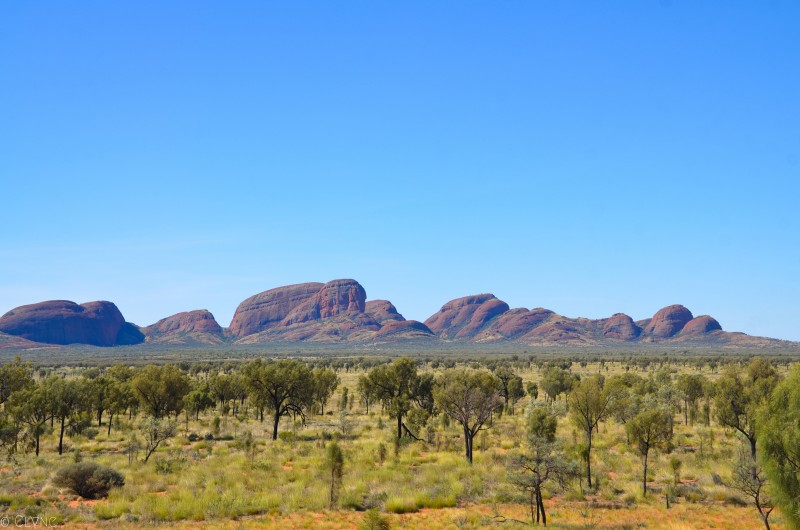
385, 496, 418, 514
53, 461, 125, 499
358, 508, 391, 530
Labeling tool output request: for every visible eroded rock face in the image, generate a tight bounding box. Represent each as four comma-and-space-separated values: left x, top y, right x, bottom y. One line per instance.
228, 282, 324, 338
681, 315, 722, 335
0, 300, 143, 346
424, 294, 510, 339
143, 310, 223, 337
522, 318, 590, 343
374, 320, 434, 338
644, 305, 694, 338
365, 300, 405, 323
282, 279, 366, 326
602, 313, 641, 340
478, 308, 555, 340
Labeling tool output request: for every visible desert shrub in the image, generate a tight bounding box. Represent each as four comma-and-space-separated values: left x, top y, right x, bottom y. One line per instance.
359, 508, 391, 530
278, 431, 296, 443
67, 418, 92, 437
84, 427, 99, 440
385, 495, 418, 514
53, 462, 125, 499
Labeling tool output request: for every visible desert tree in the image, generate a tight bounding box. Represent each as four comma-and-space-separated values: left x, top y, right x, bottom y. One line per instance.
507, 376, 526, 415
184, 385, 214, 425
540, 367, 576, 403
434, 368, 503, 463
86, 374, 114, 428
47, 377, 87, 455
104, 380, 136, 436
526, 382, 539, 401
131, 365, 190, 419
727, 445, 774, 530
568, 375, 619, 489
325, 441, 345, 508
208, 372, 236, 412
357, 375, 376, 414
494, 364, 524, 411
0, 356, 34, 405
509, 405, 575, 526
626, 404, 673, 495
714, 358, 779, 458
242, 359, 315, 440
758, 363, 800, 529
366, 358, 434, 440
676, 374, 705, 426
140, 416, 178, 463
313, 367, 339, 415
7, 382, 52, 456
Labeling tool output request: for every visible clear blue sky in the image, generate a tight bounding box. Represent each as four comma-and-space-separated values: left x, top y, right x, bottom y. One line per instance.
1, 1, 798, 340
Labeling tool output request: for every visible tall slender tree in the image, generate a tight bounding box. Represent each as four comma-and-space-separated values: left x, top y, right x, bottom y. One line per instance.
568, 375, 618, 489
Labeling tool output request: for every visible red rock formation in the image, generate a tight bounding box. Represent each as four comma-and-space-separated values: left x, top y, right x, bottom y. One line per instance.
374, 320, 434, 338
477, 308, 554, 340
644, 305, 694, 338
365, 300, 405, 323
424, 294, 510, 339
282, 279, 366, 326
602, 313, 641, 340
142, 310, 223, 343
681, 315, 722, 335
521, 318, 591, 343
228, 282, 323, 338
0, 300, 143, 346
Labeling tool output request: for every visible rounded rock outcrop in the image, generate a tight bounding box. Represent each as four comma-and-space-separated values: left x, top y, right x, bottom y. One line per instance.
602, 313, 641, 340
229, 282, 324, 338
424, 294, 510, 339
0, 300, 142, 346
681, 315, 722, 335
365, 300, 404, 323
644, 305, 694, 338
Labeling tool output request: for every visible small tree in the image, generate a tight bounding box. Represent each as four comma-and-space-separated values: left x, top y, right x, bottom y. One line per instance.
243, 359, 316, 440
727, 445, 773, 530
140, 417, 177, 463
325, 441, 344, 509
510, 406, 575, 526
0, 356, 34, 405
568, 375, 618, 489
494, 365, 523, 410
313, 368, 339, 415
357, 375, 376, 414
434, 368, 503, 463
540, 368, 575, 403
47, 377, 88, 455
359, 508, 390, 530
626, 406, 673, 495
367, 358, 433, 440
714, 358, 778, 459
507, 377, 526, 415
7, 384, 52, 456
184, 388, 214, 424
676, 374, 704, 426
132, 365, 190, 419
